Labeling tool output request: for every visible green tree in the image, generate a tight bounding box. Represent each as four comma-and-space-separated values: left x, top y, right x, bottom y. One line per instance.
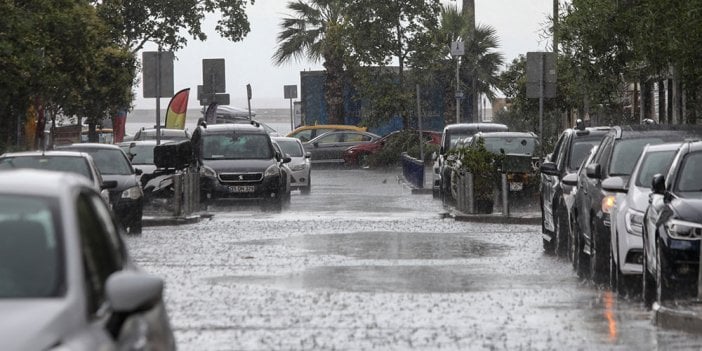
272, 0, 348, 125
93, 0, 256, 53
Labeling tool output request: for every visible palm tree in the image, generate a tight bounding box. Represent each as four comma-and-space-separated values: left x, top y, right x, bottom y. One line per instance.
273, 0, 347, 124
437, 5, 503, 123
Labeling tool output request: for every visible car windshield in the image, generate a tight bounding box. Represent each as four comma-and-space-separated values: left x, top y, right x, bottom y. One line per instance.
127, 144, 156, 165
609, 138, 664, 176
634, 150, 677, 187
677, 152, 702, 192
0, 156, 93, 180
481, 136, 536, 155
74, 148, 133, 175
448, 132, 473, 150
203, 133, 273, 160
568, 139, 601, 171
0, 194, 63, 298
276, 140, 304, 157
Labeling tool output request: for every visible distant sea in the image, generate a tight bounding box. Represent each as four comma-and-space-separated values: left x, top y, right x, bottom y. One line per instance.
126, 108, 294, 136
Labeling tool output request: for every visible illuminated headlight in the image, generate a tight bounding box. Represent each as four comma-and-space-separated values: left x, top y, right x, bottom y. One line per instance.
290, 163, 307, 171
121, 186, 143, 200
601, 195, 616, 214
200, 165, 217, 177
667, 219, 702, 240
265, 164, 279, 177
346, 149, 355, 154
624, 208, 644, 235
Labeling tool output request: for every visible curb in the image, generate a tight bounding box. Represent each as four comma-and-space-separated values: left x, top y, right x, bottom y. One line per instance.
654, 301, 702, 334
142, 213, 211, 227
451, 211, 541, 225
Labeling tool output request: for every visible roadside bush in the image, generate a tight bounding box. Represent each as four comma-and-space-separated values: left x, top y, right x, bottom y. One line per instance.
366, 130, 438, 167
446, 138, 504, 213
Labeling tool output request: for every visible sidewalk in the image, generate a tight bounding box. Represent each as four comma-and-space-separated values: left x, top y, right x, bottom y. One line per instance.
655, 300, 702, 334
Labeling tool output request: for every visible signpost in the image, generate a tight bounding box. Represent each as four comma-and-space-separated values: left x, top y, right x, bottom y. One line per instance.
246, 84, 253, 120
450, 41, 465, 123
142, 50, 174, 145
284, 85, 298, 131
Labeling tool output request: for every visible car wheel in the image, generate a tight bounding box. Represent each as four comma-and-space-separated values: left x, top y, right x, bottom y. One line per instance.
656, 237, 674, 304
554, 204, 569, 257
359, 154, 370, 169
642, 243, 656, 308
301, 174, 311, 195
129, 218, 143, 235
590, 217, 609, 285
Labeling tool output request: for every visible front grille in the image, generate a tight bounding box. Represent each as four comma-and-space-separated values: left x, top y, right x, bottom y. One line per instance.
218, 172, 263, 183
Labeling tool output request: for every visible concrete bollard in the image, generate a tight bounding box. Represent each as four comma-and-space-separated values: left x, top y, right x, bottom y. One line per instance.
173, 172, 182, 217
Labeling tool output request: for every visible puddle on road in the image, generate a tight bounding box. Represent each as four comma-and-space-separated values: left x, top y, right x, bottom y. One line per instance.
238, 232, 507, 260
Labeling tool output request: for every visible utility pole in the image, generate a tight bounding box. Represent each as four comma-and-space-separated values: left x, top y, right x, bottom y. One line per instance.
463, 0, 478, 122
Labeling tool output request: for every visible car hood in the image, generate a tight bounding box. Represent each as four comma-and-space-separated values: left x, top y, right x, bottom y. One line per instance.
627, 185, 652, 212
0, 300, 74, 350
103, 174, 139, 192
203, 159, 275, 173
671, 196, 702, 222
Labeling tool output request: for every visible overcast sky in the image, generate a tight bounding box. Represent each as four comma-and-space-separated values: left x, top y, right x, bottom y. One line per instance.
134, 0, 554, 110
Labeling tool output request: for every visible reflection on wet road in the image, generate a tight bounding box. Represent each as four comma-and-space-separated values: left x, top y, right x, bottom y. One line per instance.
126, 168, 702, 350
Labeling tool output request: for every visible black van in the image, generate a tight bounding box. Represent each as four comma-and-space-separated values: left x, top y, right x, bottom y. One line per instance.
191, 121, 291, 208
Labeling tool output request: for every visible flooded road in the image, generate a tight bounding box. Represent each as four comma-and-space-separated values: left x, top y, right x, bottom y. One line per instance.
125, 168, 702, 350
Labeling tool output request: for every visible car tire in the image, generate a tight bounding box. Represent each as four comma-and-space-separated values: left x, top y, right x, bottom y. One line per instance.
301, 174, 311, 195
554, 204, 569, 257
656, 237, 674, 304
359, 154, 370, 169
129, 219, 143, 235
590, 217, 609, 285
642, 243, 656, 308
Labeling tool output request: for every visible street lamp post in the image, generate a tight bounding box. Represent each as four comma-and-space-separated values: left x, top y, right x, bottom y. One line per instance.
451, 41, 465, 124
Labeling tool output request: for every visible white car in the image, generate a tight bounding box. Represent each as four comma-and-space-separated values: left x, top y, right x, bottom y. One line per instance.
606, 142, 681, 295
273, 137, 312, 194
0, 169, 175, 350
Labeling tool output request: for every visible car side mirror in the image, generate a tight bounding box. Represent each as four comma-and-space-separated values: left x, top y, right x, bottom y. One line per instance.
602, 176, 628, 193
585, 164, 601, 179
105, 271, 163, 337
431, 152, 437, 161
562, 173, 578, 186
283, 154, 292, 164
651, 173, 666, 195
539, 161, 559, 176
305, 152, 311, 159
101, 180, 118, 190
134, 168, 143, 176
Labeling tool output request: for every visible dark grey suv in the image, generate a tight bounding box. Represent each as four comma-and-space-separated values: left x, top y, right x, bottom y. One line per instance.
191, 121, 291, 209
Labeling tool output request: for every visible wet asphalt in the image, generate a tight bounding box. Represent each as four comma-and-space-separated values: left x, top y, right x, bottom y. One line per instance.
125, 168, 702, 350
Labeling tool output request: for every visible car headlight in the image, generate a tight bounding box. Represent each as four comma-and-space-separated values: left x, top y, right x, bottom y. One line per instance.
666, 219, 702, 240
121, 186, 143, 200
200, 165, 217, 177
602, 195, 616, 214
290, 163, 307, 171
624, 208, 644, 235
265, 164, 279, 177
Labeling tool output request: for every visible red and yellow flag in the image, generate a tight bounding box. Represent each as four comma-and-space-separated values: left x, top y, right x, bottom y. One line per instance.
165, 88, 190, 129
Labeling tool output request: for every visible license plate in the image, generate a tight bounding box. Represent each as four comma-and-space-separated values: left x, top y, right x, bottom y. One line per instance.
229, 185, 255, 193
509, 182, 523, 191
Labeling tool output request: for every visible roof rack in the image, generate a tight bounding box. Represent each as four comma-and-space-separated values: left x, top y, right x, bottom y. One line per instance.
250, 120, 260, 128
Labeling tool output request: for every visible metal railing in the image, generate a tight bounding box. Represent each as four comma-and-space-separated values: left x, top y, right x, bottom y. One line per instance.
454, 172, 509, 216
401, 152, 425, 189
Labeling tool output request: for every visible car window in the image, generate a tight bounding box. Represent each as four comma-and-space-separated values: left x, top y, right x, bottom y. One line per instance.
676, 152, 702, 192
316, 133, 342, 144
0, 156, 94, 180
0, 195, 63, 298
635, 150, 677, 187
609, 138, 664, 176
480, 136, 536, 155
551, 132, 566, 163
345, 133, 370, 142
276, 140, 304, 157
76, 192, 123, 316
568, 139, 601, 171
128, 144, 156, 165
292, 130, 313, 142
79, 149, 133, 175
203, 133, 273, 160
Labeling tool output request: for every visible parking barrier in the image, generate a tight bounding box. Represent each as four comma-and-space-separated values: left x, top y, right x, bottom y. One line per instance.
401, 153, 425, 189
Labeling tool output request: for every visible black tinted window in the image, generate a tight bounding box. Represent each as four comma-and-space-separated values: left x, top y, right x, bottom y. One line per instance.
568, 140, 600, 171
203, 133, 273, 160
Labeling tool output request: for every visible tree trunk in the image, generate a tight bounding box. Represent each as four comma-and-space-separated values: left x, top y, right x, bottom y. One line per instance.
658, 80, 666, 123
323, 58, 345, 125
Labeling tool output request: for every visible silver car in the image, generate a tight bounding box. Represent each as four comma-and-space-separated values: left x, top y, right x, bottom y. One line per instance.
303, 130, 380, 165
606, 142, 681, 295
273, 137, 312, 194
0, 169, 175, 350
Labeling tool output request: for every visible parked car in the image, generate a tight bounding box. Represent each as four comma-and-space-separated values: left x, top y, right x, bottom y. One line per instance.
287, 124, 367, 142
461, 131, 540, 199
642, 141, 702, 306
604, 143, 681, 296
570, 124, 702, 284
132, 127, 191, 141
0, 169, 175, 350
302, 130, 380, 165
272, 137, 312, 194
342, 129, 441, 168
58, 144, 145, 234
192, 121, 291, 209
119, 140, 158, 183
433, 123, 508, 201
0, 150, 113, 202
539, 124, 611, 256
